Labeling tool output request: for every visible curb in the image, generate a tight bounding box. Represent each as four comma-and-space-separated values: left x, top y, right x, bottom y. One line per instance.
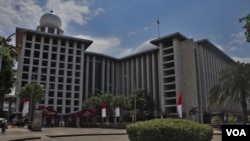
6, 133, 128, 141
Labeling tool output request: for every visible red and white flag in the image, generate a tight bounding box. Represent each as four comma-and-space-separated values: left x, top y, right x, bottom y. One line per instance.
101, 104, 106, 118
177, 93, 182, 118
22, 100, 29, 117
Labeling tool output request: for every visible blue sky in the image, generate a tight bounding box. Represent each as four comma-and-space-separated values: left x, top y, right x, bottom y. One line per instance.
0, 0, 250, 62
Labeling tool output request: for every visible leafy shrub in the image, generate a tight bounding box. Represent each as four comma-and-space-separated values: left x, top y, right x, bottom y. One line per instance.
126, 118, 213, 141
227, 113, 238, 123
210, 115, 222, 128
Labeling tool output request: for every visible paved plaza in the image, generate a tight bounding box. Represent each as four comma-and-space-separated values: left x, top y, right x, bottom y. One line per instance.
1, 126, 222, 141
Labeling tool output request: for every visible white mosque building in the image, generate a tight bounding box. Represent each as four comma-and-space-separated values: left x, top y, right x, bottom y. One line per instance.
14, 10, 239, 124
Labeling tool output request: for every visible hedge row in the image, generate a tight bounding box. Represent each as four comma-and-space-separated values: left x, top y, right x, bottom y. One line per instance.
126, 118, 213, 141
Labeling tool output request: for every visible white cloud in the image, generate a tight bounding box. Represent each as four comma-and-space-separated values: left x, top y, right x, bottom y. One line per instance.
230, 46, 242, 51
0, 0, 104, 36
214, 43, 224, 51
231, 56, 250, 63
229, 31, 246, 45
45, 0, 104, 31
75, 34, 121, 54
0, 0, 42, 36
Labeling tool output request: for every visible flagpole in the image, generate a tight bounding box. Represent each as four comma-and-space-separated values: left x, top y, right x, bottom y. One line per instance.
157, 18, 160, 38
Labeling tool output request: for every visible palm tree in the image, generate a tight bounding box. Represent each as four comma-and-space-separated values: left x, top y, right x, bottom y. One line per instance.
18, 83, 45, 108
83, 96, 101, 109
208, 62, 250, 124
111, 95, 131, 122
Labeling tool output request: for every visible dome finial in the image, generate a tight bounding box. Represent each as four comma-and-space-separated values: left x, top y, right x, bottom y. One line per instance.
50, 2, 54, 13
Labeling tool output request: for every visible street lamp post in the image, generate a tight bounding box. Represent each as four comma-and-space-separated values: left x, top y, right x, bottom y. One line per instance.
124, 75, 136, 122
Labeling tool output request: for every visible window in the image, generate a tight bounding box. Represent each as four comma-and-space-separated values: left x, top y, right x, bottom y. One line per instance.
50, 69, 56, 74
42, 52, 48, 59
53, 38, 58, 45
52, 46, 57, 52
23, 66, 29, 72
75, 72, 80, 77
50, 76, 55, 82
76, 50, 81, 55
66, 92, 71, 98
58, 92, 63, 97
26, 34, 32, 41
60, 48, 65, 53
35, 44, 40, 49
58, 84, 63, 90
68, 56, 73, 62
51, 62, 56, 67
35, 36, 41, 42
57, 99, 62, 105
67, 71, 72, 76
66, 100, 71, 105
25, 43, 31, 48
51, 53, 57, 60
76, 65, 80, 70
34, 51, 40, 58
67, 78, 72, 83
43, 45, 49, 51
23, 58, 30, 64
68, 49, 73, 54
44, 37, 50, 44
69, 40, 74, 47
66, 85, 71, 91
60, 55, 65, 61
42, 61, 47, 66
22, 73, 28, 79
59, 70, 64, 75
75, 86, 79, 91
61, 40, 66, 46
24, 50, 31, 57
49, 91, 54, 97
59, 63, 64, 68
67, 64, 72, 69
33, 60, 39, 65
59, 77, 64, 82
76, 57, 81, 63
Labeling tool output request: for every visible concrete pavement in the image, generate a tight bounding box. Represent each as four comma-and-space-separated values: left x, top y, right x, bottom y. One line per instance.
1, 126, 222, 141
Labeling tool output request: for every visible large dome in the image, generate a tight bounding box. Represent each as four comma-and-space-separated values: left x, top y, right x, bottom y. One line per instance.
39, 11, 62, 29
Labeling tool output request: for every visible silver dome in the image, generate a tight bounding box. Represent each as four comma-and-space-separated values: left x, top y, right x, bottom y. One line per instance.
39, 11, 62, 29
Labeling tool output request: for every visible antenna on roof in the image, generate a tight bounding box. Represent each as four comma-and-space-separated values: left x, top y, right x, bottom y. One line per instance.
50, 1, 54, 13
156, 16, 160, 38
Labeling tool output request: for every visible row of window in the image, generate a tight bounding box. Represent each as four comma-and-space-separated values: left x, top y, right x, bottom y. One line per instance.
48, 91, 80, 99
21, 81, 80, 91
46, 99, 79, 105
24, 50, 82, 63
25, 42, 82, 55
26, 34, 83, 49
23, 60, 81, 71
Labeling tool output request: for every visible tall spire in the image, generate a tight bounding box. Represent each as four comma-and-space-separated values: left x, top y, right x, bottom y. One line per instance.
157, 16, 160, 38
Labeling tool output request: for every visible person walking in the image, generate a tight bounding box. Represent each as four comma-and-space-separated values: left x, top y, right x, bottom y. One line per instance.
12, 117, 17, 128
1, 120, 7, 135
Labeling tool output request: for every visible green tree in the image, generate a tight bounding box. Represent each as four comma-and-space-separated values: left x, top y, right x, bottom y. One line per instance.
111, 95, 131, 122
100, 93, 114, 122
83, 96, 101, 108
208, 62, 250, 124
0, 38, 16, 109
132, 89, 155, 121
239, 12, 250, 42
18, 83, 45, 111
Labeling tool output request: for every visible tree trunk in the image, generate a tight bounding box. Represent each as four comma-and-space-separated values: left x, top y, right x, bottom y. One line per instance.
240, 91, 248, 125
